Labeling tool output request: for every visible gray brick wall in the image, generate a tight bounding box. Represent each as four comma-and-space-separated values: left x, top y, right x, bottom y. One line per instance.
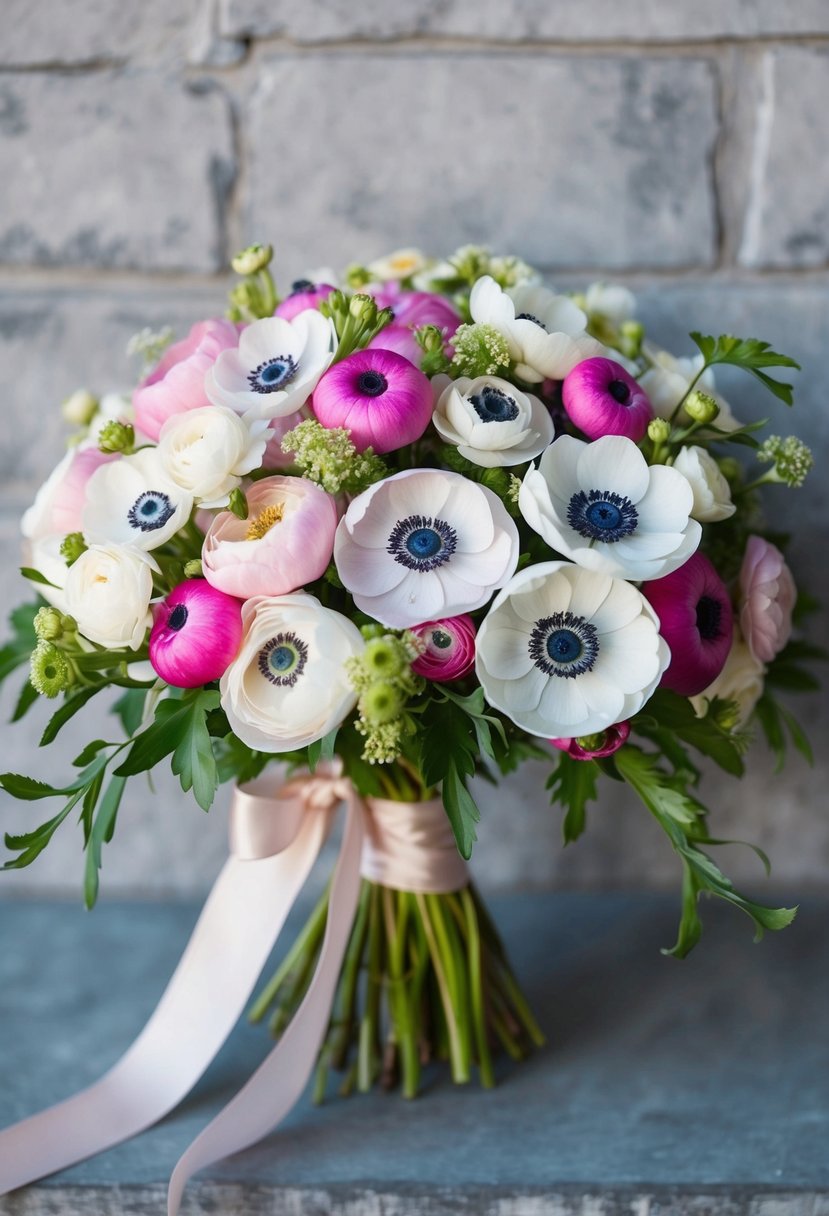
0, 1, 826, 898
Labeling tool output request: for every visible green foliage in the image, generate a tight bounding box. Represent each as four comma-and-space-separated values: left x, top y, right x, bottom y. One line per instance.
115, 689, 220, 811
0, 601, 40, 688
690, 333, 800, 405
419, 693, 487, 859
614, 746, 796, 957
632, 689, 748, 777
546, 753, 599, 844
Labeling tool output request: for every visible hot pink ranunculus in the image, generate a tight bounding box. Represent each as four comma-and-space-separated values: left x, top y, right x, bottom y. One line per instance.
149, 580, 243, 688
410, 615, 476, 682
275, 282, 336, 321
133, 318, 239, 442
739, 536, 796, 663
202, 475, 338, 599
21, 446, 118, 540
551, 720, 631, 760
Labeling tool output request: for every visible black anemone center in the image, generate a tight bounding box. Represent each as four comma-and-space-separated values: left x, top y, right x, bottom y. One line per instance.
291, 279, 315, 294
608, 378, 631, 404
357, 370, 388, 397
696, 595, 723, 641
168, 603, 189, 632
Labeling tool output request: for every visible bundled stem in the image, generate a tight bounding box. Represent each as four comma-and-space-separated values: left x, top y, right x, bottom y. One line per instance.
249, 880, 544, 1100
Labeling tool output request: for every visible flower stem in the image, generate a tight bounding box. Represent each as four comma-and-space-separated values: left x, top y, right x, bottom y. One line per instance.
248, 884, 329, 1023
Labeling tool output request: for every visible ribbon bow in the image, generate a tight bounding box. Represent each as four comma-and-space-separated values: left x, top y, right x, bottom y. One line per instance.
0, 770, 465, 1212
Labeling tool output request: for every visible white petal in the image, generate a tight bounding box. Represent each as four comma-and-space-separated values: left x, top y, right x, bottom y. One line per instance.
336, 540, 408, 595
239, 316, 303, 366
634, 463, 694, 531
501, 665, 547, 713
538, 677, 591, 729
469, 276, 515, 326
478, 625, 533, 679
577, 436, 649, 502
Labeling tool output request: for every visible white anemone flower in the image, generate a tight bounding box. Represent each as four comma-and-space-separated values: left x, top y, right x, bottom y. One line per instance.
157, 406, 272, 508
83, 448, 193, 552
431, 374, 555, 468
334, 468, 520, 629
220, 593, 362, 753
476, 561, 670, 738
469, 275, 605, 384
519, 434, 701, 582
366, 247, 428, 282
205, 311, 336, 420
639, 347, 740, 432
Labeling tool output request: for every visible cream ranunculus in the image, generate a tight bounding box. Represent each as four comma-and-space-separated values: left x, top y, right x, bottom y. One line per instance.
672, 445, 736, 523
158, 406, 271, 508
220, 593, 363, 752
690, 629, 766, 728
65, 544, 156, 650
431, 374, 555, 468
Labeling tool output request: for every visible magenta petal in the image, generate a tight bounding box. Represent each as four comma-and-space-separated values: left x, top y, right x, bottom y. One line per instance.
562, 358, 653, 442
149, 580, 243, 688
642, 552, 733, 696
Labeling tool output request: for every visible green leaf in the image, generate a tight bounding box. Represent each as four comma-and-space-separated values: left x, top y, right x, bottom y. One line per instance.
689, 332, 799, 405
11, 678, 39, 723
19, 566, 61, 588
634, 689, 745, 777
441, 762, 480, 860
114, 696, 195, 777
546, 753, 599, 844
0, 773, 71, 800
170, 691, 221, 811
754, 694, 786, 772
111, 688, 148, 737
40, 684, 103, 746
73, 739, 113, 768
84, 776, 126, 909
419, 696, 478, 788
0, 601, 40, 687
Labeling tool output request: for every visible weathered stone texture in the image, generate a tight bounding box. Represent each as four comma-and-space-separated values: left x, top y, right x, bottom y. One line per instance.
739, 48, 829, 268
0, 0, 197, 66
221, 0, 829, 44
244, 54, 718, 275
0, 73, 234, 272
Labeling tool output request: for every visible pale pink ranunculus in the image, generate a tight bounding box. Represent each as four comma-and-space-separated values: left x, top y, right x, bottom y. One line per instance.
739, 536, 796, 663
21, 446, 118, 540
202, 475, 338, 599
133, 318, 239, 442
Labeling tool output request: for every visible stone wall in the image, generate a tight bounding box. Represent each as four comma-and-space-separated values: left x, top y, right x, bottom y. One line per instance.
1, 2, 826, 898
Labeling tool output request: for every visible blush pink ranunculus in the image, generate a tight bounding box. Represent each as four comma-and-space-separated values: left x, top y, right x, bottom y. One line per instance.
21, 446, 118, 540
202, 475, 338, 599
133, 318, 239, 442
739, 536, 796, 663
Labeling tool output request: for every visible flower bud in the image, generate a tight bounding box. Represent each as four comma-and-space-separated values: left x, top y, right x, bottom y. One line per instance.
344, 264, 372, 289
33, 606, 64, 642
30, 642, 74, 698
349, 293, 377, 325
62, 389, 99, 428
647, 417, 671, 444
60, 532, 87, 566
684, 390, 720, 425
619, 319, 645, 359
231, 243, 273, 275
184, 559, 204, 578
361, 680, 403, 725
363, 637, 406, 681
97, 420, 135, 454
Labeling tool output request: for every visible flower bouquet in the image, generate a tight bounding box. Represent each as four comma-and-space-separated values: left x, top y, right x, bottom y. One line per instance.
0, 242, 818, 1206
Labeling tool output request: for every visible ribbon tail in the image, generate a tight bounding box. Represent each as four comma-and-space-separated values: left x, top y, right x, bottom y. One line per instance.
167, 791, 366, 1216
0, 808, 329, 1196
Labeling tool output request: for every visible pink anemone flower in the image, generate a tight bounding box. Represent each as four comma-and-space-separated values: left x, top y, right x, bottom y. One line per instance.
642, 551, 733, 696
312, 348, 433, 454
562, 357, 653, 442
149, 580, 243, 688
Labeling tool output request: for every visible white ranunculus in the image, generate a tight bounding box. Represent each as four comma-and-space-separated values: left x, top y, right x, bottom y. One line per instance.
639, 347, 740, 432
83, 448, 193, 552
672, 445, 736, 523
334, 468, 520, 630
65, 544, 156, 650
584, 282, 636, 325
220, 593, 362, 752
157, 406, 271, 508
469, 275, 605, 384
431, 374, 554, 468
476, 560, 669, 738
205, 312, 336, 420
690, 629, 765, 728
366, 248, 428, 281
519, 434, 701, 582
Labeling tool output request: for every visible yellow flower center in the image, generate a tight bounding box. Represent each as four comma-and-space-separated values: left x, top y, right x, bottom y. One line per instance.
246, 503, 284, 540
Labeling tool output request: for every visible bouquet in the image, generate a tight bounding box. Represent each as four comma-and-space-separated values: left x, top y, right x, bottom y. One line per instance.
0, 242, 818, 1205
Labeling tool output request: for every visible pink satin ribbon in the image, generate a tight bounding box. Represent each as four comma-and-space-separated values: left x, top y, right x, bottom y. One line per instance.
0, 771, 467, 1213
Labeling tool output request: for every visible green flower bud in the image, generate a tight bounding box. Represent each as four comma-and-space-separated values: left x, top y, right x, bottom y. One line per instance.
361, 681, 403, 725
344, 264, 372, 289
184, 559, 204, 578
98, 420, 135, 454
363, 637, 406, 681
30, 642, 74, 698
415, 324, 452, 376
60, 532, 87, 566
33, 606, 64, 642
647, 418, 671, 444
228, 488, 249, 519
619, 319, 645, 359
231, 243, 273, 275
62, 389, 99, 428
684, 390, 720, 425
575, 731, 606, 751
349, 293, 377, 325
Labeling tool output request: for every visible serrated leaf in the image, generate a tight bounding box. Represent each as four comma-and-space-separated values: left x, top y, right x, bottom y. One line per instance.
0, 773, 70, 800
40, 684, 102, 746
11, 679, 39, 723
546, 753, 599, 844
111, 688, 148, 737
689, 332, 799, 406
73, 739, 113, 768
441, 762, 480, 860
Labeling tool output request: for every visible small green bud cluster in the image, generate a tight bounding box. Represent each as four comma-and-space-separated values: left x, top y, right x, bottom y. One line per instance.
126, 326, 174, 373
414, 325, 452, 376
756, 435, 813, 489
60, 532, 87, 566
684, 390, 720, 425
282, 420, 388, 495
319, 291, 393, 358
507, 474, 522, 505
347, 631, 424, 765
231, 243, 273, 276
33, 607, 76, 643
647, 418, 671, 444
29, 642, 74, 698
227, 243, 278, 321
450, 323, 511, 378
343, 264, 373, 289
97, 420, 135, 454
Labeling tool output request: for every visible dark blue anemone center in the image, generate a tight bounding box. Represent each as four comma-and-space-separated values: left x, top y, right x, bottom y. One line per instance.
168, 603, 188, 632
290, 279, 315, 294
567, 489, 638, 544
258, 632, 308, 687
387, 514, 457, 572
127, 490, 175, 533
469, 385, 519, 423
516, 312, 547, 330
529, 612, 600, 679
431, 629, 453, 650
357, 370, 388, 398
248, 354, 298, 394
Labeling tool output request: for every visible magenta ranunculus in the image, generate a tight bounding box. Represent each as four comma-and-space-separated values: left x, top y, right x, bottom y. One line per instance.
133, 318, 239, 442
551, 720, 631, 761
202, 475, 338, 599
410, 615, 477, 682
149, 580, 243, 688
642, 552, 733, 696
275, 281, 336, 322
368, 286, 461, 336
312, 348, 433, 454
739, 535, 796, 663
562, 357, 653, 442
